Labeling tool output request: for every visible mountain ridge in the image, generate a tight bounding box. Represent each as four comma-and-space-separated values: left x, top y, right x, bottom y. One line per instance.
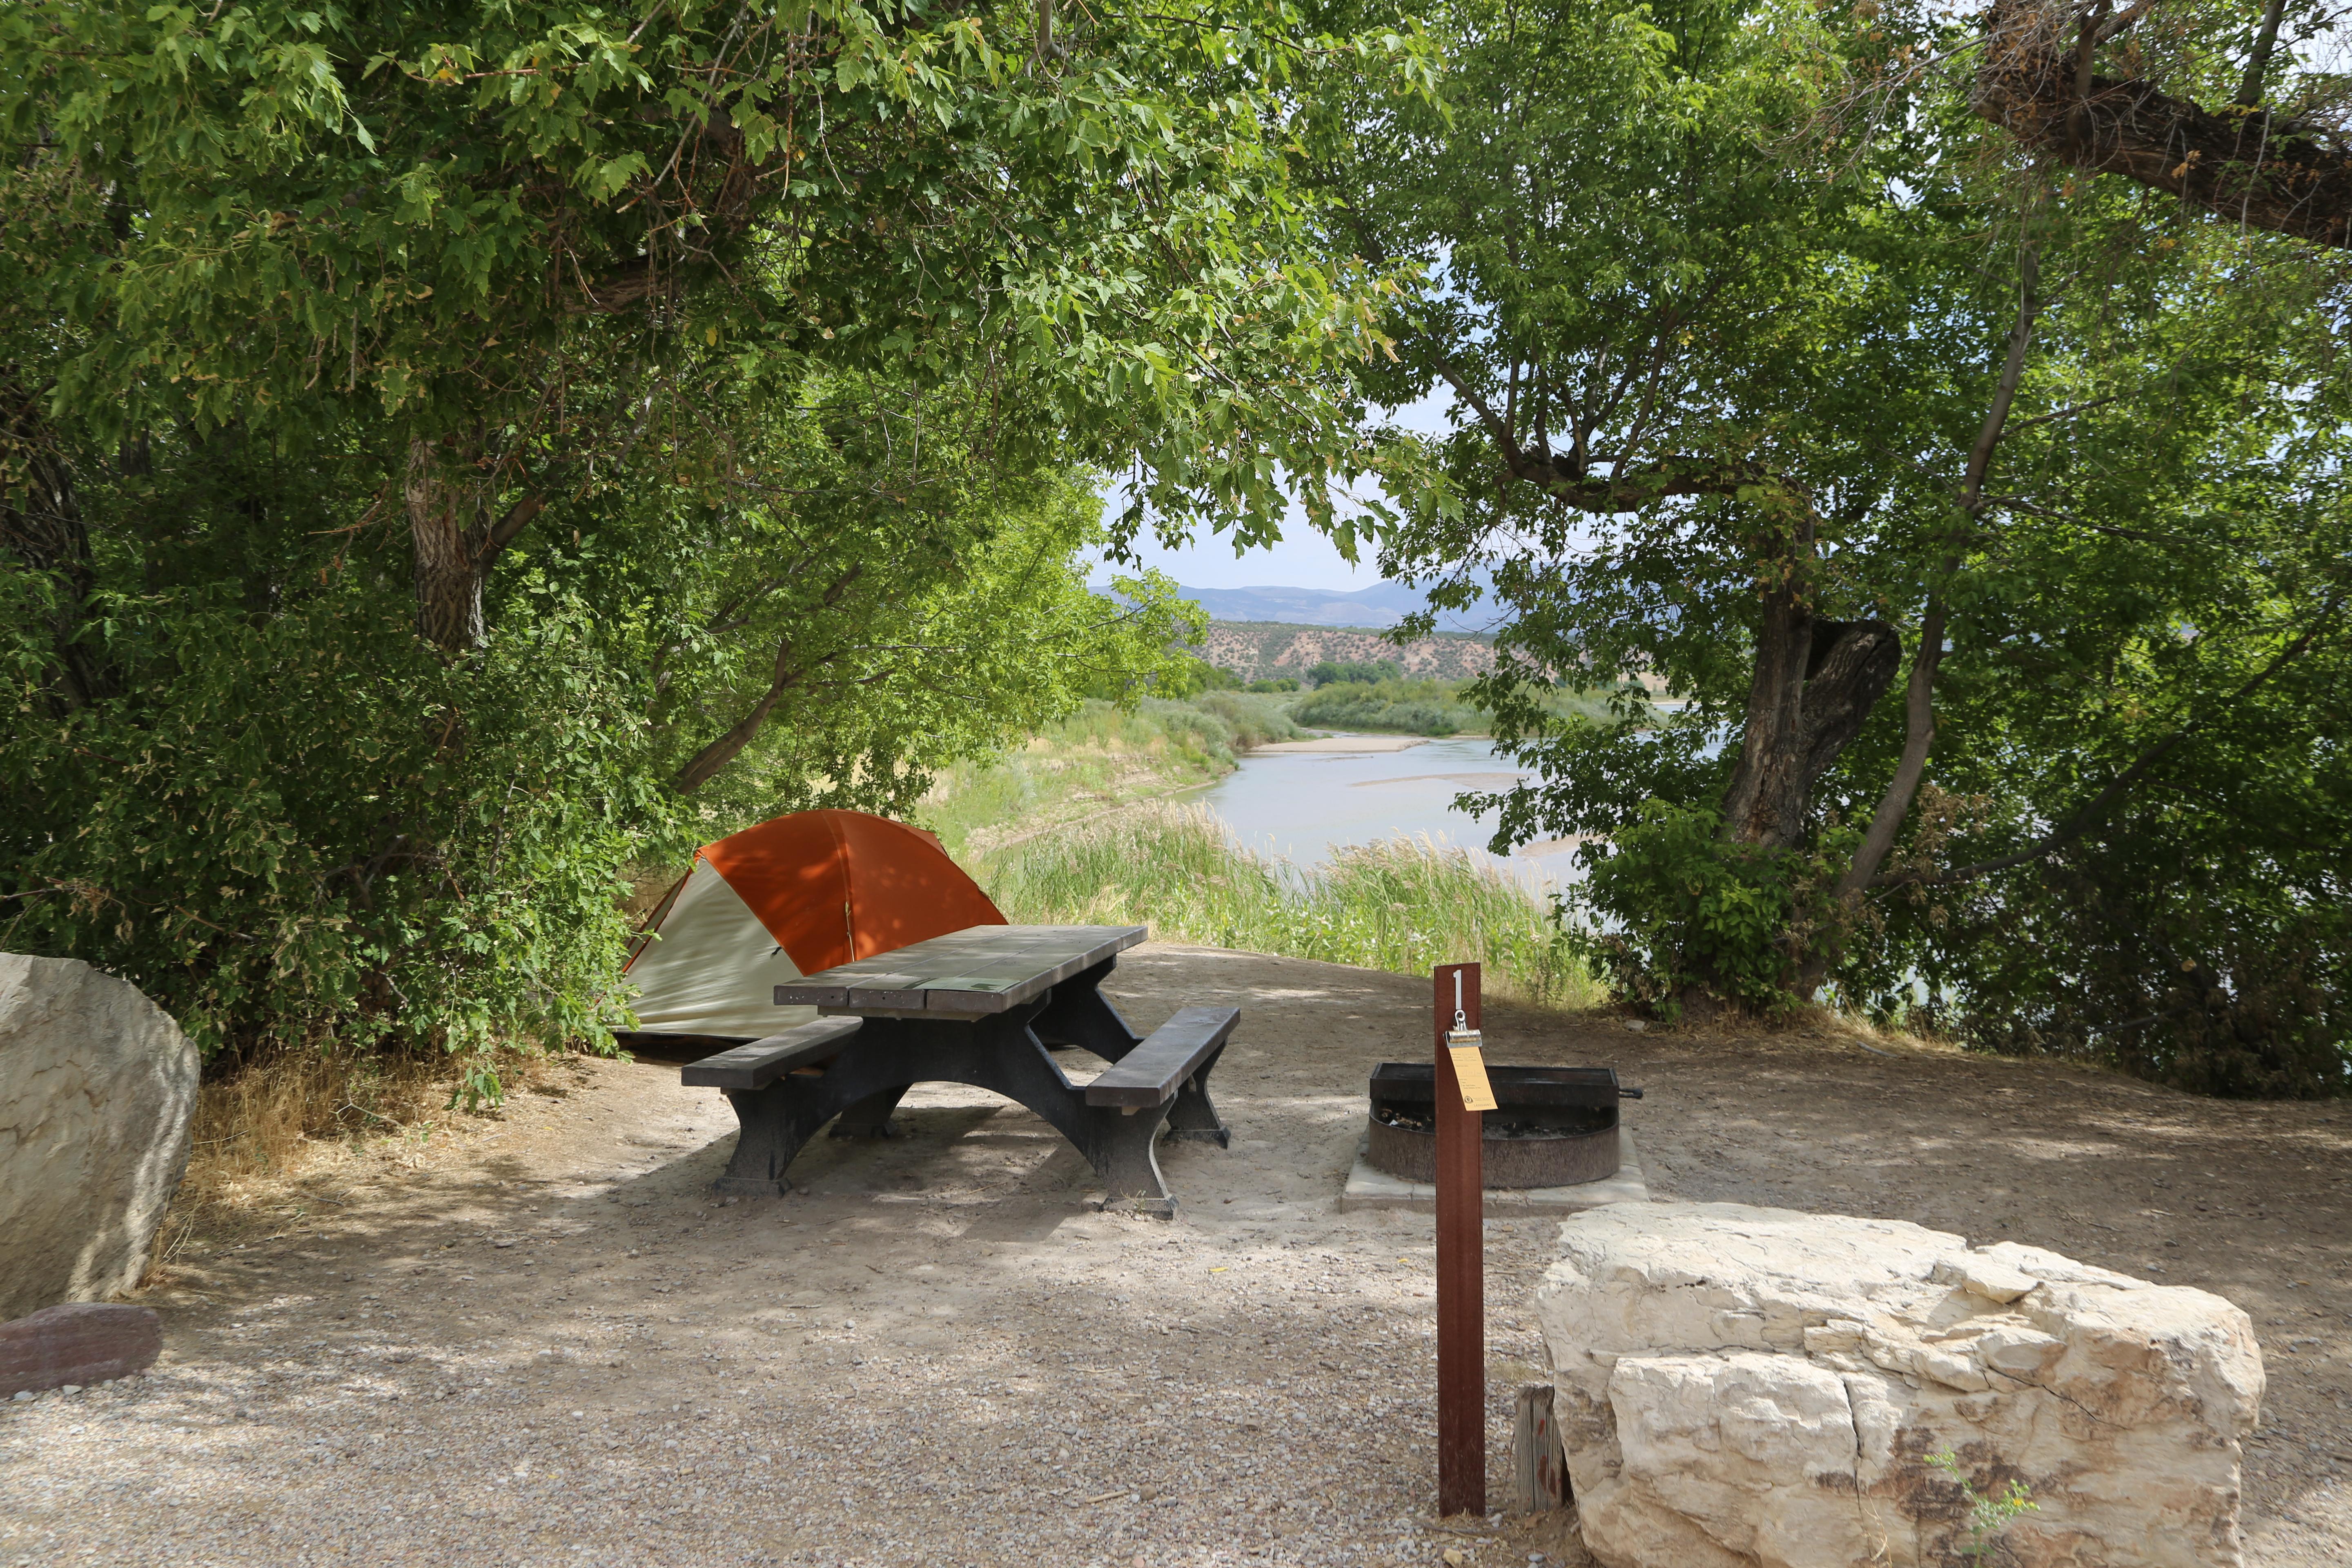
1175, 579, 1500, 634
1189, 619, 1498, 683
1174, 581, 1425, 628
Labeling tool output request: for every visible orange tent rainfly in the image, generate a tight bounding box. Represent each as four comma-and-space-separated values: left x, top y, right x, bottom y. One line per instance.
621, 810, 1006, 1041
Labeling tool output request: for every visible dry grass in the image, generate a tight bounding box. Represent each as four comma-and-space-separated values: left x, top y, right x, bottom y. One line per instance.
149, 1043, 579, 1276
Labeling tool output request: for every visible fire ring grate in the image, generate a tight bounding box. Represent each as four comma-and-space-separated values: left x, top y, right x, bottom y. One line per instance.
1364, 1063, 1639, 1189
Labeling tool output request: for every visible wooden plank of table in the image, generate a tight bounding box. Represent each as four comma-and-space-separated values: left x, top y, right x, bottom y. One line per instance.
916, 927, 1147, 1012
776, 925, 1147, 1013
869, 927, 1130, 986
837, 971, 934, 1011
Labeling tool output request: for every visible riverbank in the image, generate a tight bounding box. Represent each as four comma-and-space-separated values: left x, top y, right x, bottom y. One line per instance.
920, 703, 1598, 1009
1248, 734, 1427, 753
916, 695, 1303, 859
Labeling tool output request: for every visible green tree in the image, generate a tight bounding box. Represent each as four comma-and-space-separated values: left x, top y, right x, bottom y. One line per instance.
1312, 0, 2351, 1091
0, 0, 1432, 1075
1, 0, 1430, 658
0, 352, 1185, 1065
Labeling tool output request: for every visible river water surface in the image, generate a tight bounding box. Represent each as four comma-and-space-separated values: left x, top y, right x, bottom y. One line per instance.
1182, 735, 1584, 889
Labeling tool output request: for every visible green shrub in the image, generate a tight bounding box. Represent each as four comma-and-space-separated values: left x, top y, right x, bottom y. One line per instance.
1306, 658, 1403, 686
1145, 653, 1245, 697
1187, 690, 1306, 751
1558, 800, 1852, 1018
1918, 834, 2352, 1098
0, 591, 658, 1079
1293, 677, 1483, 735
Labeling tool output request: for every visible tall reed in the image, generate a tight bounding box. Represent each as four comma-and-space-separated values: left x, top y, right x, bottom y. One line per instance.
918, 696, 1302, 858
979, 805, 1604, 1009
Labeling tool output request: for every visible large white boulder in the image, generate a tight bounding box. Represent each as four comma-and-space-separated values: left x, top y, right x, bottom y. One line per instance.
0, 955, 198, 1320
1536, 1203, 2262, 1568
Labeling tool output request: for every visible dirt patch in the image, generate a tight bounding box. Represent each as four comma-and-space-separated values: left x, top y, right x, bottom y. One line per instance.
4, 943, 2343, 1566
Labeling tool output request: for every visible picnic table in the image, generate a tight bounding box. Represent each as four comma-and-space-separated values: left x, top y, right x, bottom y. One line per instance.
679, 924, 1236, 1215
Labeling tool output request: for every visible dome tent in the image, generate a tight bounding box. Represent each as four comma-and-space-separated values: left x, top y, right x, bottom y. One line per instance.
621, 810, 1007, 1044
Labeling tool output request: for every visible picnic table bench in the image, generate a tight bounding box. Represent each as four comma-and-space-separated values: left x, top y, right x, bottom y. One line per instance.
680, 925, 1234, 1215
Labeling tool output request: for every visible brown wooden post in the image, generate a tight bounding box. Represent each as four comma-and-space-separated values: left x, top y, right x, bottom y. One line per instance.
1434, 962, 1486, 1516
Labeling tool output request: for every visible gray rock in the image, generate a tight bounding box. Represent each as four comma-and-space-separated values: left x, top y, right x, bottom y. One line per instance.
0, 954, 198, 1319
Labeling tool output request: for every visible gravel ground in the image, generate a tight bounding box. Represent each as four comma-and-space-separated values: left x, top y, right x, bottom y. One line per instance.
2, 942, 2345, 1567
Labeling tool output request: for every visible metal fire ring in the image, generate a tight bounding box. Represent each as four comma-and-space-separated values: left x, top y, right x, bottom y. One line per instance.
1364, 1062, 1635, 1189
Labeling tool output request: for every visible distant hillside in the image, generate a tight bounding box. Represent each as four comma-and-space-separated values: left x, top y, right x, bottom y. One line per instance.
1176, 581, 1425, 628
1174, 577, 1498, 634
1191, 620, 1498, 682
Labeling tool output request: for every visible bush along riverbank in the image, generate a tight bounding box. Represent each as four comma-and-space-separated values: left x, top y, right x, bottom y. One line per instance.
976, 804, 1604, 1009
1290, 676, 1487, 736
1286, 675, 1644, 738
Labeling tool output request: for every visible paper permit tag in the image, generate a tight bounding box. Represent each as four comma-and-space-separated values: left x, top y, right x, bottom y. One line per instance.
1445, 1028, 1498, 1111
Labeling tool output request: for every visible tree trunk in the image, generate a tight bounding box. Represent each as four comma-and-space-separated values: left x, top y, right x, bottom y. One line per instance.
1700, 562, 1901, 1012
1719, 580, 1815, 848
1719, 595, 1902, 850
1798, 622, 1905, 790
405, 437, 491, 656
0, 381, 114, 712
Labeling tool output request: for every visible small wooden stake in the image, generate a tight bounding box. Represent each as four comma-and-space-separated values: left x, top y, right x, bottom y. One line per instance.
1513, 1383, 1566, 1512
1434, 962, 1486, 1517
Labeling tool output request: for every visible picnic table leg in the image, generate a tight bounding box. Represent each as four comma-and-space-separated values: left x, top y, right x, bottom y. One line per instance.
714, 1079, 839, 1196
1091, 1107, 1181, 1218
711, 1002, 1196, 1215
973, 1020, 1181, 1215
1160, 1045, 1232, 1147
827, 1085, 909, 1140
1029, 959, 1143, 1060
882, 1007, 1184, 1217
710, 1052, 912, 1194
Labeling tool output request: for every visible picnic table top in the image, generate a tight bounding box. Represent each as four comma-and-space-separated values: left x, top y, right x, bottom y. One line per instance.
774, 924, 1147, 1016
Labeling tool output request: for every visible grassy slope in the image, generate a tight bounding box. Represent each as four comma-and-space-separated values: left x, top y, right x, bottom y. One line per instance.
922, 695, 1604, 1009
915, 694, 1302, 860
978, 805, 1605, 1009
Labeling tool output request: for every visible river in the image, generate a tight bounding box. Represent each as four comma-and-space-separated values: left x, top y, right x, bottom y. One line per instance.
1181, 734, 1585, 890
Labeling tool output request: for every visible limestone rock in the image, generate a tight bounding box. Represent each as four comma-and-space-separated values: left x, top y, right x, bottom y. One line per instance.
0, 955, 198, 1319
1536, 1203, 2262, 1568
0, 1302, 164, 1395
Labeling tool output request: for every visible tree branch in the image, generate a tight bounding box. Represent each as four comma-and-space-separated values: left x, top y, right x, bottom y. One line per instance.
2236, 0, 2289, 107
1974, 0, 2352, 249
1961, 241, 2040, 516
668, 566, 864, 794
1506, 446, 1773, 514
1874, 599, 2343, 890
482, 493, 546, 561
1803, 239, 2043, 989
